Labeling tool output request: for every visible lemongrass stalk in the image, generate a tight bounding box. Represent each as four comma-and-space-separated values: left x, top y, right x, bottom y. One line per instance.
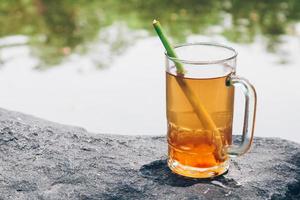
153, 20, 185, 75
153, 19, 225, 161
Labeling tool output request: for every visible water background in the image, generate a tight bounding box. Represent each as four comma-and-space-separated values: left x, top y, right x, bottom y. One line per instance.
0, 1, 299, 143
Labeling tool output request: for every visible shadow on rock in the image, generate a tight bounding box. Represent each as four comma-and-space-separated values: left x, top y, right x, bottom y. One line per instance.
140, 159, 240, 188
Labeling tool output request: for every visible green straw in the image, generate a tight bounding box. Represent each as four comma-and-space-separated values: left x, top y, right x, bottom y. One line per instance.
153, 20, 184, 75
153, 19, 225, 161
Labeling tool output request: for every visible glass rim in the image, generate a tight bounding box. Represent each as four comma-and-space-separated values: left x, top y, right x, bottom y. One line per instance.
165, 42, 238, 65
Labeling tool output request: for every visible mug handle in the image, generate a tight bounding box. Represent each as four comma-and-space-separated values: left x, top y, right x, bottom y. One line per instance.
226, 75, 257, 157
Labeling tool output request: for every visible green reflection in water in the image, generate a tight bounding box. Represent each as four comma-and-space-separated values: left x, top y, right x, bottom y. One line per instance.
0, 0, 299, 68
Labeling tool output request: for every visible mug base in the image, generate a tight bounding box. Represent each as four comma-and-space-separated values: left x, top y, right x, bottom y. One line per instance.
167, 158, 229, 178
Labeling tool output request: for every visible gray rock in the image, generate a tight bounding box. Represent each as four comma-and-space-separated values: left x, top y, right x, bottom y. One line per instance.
0, 108, 299, 200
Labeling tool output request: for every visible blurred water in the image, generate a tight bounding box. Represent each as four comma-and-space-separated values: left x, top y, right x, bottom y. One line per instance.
0, 1, 300, 143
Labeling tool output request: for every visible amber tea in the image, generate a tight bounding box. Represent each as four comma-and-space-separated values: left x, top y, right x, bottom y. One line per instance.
167, 72, 234, 178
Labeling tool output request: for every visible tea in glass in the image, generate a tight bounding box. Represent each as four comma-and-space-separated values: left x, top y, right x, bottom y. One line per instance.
165, 43, 257, 178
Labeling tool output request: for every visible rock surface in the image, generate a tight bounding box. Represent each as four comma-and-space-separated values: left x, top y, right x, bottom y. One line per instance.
0, 108, 299, 200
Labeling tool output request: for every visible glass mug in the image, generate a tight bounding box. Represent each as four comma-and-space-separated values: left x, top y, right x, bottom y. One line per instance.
166, 43, 257, 178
